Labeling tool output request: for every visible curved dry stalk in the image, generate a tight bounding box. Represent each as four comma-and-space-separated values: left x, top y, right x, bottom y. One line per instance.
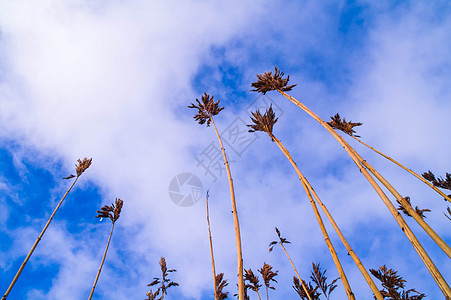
88, 198, 123, 300
250, 107, 382, 299
2, 158, 92, 300
346, 146, 451, 259
269, 228, 313, 300
189, 93, 244, 300
273, 88, 451, 297
269, 133, 355, 300
349, 135, 451, 203
206, 191, 218, 300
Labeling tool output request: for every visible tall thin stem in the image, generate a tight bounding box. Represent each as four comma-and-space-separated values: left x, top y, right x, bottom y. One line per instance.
278, 243, 313, 300
269, 132, 384, 300
2, 176, 79, 300
278, 90, 451, 297
210, 118, 245, 300
347, 146, 451, 258
350, 135, 451, 203
88, 222, 115, 300
206, 192, 218, 300
270, 133, 355, 300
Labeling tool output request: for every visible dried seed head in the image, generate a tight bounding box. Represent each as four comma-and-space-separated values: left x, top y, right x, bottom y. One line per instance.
215, 273, 229, 300
248, 105, 278, 135
188, 92, 224, 127
244, 268, 261, 293
76, 157, 92, 176
251, 66, 296, 95
397, 196, 431, 219
327, 113, 362, 137
258, 263, 278, 290
96, 198, 124, 223
293, 276, 320, 300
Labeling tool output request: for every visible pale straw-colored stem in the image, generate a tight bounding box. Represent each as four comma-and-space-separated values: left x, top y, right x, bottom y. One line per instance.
2, 176, 79, 300
270, 133, 355, 300
278, 90, 451, 297
279, 243, 313, 300
347, 145, 451, 258
88, 221, 115, 300
206, 193, 218, 300
350, 135, 451, 203
269, 131, 383, 299
210, 118, 245, 300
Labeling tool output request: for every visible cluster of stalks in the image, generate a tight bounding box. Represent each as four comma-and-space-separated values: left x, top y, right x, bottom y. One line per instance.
189, 66, 448, 299
249, 67, 449, 298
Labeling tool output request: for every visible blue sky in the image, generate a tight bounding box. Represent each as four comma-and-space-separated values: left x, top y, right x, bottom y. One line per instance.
0, 1, 450, 299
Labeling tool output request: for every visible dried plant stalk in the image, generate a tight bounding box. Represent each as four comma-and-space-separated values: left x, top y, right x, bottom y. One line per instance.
346, 146, 451, 259
269, 228, 313, 300
251, 68, 451, 297
88, 198, 123, 300
250, 108, 382, 299
270, 134, 355, 300
2, 158, 92, 300
189, 93, 244, 300
206, 191, 218, 300
347, 133, 451, 203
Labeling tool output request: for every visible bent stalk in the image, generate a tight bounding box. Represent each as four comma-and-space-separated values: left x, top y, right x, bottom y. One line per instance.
277, 89, 451, 297
349, 135, 451, 203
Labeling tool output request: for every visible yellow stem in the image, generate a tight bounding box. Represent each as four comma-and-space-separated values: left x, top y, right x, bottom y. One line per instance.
346, 145, 451, 258
350, 135, 451, 203
278, 90, 451, 297
279, 243, 313, 300
206, 193, 218, 300
270, 133, 355, 300
210, 118, 245, 300
88, 221, 115, 300
2, 176, 79, 300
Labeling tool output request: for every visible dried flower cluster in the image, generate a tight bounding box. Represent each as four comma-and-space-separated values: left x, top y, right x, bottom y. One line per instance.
269, 227, 290, 252
188, 92, 224, 127
96, 198, 123, 223
248, 105, 278, 136
422, 171, 451, 194
259, 263, 278, 291
251, 66, 297, 95
244, 268, 261, 295
397, 197, 431, 219
310, 263, 338, 300
76, 157, 92, 176
370, 265, 425, 300
293, 277, 320, 300
215, 273, 229, 300
146, 257, 179, 300
327, 113, 362, 137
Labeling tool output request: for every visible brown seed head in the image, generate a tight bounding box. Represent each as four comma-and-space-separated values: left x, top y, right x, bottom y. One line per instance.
258, 263, 278, 290
251, 66, 297, 95
215, 273, 229, 300
293, 276, 320, 300
76, 157, 92, 177
96, 198, 124, 223
188, 92, 224, 127
397, 196, 431, 219
248, 105, 278, 135
244, 268, 261, 292
327, 113, 362, 137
